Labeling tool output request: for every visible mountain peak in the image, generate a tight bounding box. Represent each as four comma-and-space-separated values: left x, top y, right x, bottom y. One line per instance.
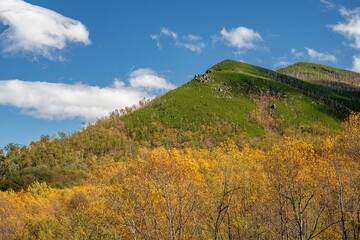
210, 59, 261, 72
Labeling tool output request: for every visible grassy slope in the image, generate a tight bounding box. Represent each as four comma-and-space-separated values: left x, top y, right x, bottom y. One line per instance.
123, 60, 360, 138
124, 73, 262, 136
277, 62, 360, 87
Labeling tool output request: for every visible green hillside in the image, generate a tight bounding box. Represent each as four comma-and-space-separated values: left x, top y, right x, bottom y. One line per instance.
1, 59, 360, 190
124, 60, 359, 138
277, 62, 360, 89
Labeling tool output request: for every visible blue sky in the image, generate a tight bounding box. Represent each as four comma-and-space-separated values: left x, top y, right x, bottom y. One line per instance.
0, 0, 359, 148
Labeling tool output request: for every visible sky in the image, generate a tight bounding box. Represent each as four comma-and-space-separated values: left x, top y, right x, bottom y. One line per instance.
0, 0, 359, 148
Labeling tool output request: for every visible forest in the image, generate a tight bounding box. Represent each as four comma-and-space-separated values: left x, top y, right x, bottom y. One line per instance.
0, 113, 359, 240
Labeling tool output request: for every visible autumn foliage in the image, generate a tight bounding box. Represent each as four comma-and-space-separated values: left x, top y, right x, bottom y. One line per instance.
0, 113, 359, 239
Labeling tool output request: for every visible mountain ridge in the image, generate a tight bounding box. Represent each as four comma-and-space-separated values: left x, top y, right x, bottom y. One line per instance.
1, 59, 360, 190
123, 60, 360, 137
278, 62, 360, 88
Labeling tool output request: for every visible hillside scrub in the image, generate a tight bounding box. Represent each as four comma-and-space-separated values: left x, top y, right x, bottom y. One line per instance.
0, 113, 359, 239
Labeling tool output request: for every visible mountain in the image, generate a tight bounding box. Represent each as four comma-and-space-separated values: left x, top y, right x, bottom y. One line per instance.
123, 59, 360, 138
1, 59, 360, 190
277, 62, 360, 90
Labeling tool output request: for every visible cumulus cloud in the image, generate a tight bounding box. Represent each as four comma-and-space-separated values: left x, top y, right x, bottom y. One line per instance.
0, 68, 175, 120
305, 47, 337, 63
331, 7, 360, 49
0, 0, 90, 60
129, 68, 176, 90
352, 56, 360, 73
151, 27, 205, 53
218, 26, 262, 53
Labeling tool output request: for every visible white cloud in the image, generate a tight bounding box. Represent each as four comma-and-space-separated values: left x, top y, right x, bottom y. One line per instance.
176, 41, 206, 53
290, 48, 305, 58
274, 61, 290, 69
129, 68, 176, 90
184, 34, 201, 41
151, 27, 206, 53
305, 47, 337, 63
113, 78, 125, 88
0, 68, 175, 120
0, 0, 90, 60
332, 8, 360, 49
161, 27, 178, 39
339, 7, 360, 17
273, 57, 290, 69
219, 26, 262, 53
319, 0, 335, 9
150, 34, 161, 49
352, 56, 360, 73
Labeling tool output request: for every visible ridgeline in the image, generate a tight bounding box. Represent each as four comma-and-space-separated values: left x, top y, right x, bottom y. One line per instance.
1, 59, 360, 190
